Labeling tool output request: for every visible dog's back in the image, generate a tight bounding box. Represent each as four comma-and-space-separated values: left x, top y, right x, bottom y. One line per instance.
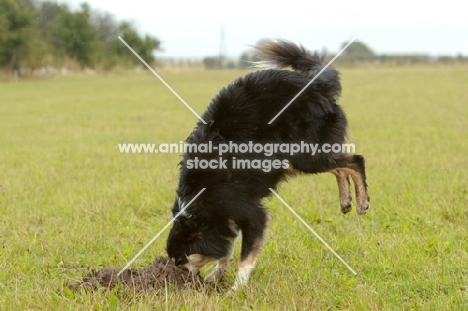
180, 40, 348, 195
167, 39, 369, 289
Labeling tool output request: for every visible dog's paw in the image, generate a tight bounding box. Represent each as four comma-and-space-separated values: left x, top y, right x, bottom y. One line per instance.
356, 197, 370, 215
231, 281, 241, 291
340, 201, 352, 214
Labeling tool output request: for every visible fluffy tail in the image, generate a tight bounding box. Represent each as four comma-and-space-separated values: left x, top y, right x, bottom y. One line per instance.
253, 39, 324, 72
253, 39, 341, 99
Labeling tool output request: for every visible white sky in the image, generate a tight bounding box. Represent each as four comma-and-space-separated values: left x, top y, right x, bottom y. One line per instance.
64, 0, 467, 58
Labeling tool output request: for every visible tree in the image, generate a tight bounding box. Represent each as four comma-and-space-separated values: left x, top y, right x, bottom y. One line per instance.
88, 10, 119, 69
0, 0, 36, 73
0, 10, 9, 51
90, 10, 118, 44
50, 4, 98, 67
0, 0, 163, 72
340, 41, 376, 63
109, 21, 161, 67
37, 1, 68, 46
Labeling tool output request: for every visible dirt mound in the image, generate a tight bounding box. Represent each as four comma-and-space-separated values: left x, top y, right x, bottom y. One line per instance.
69, 256, 203, 292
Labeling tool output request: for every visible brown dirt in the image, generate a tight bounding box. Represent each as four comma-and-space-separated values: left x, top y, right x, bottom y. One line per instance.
68, 256, 203, 292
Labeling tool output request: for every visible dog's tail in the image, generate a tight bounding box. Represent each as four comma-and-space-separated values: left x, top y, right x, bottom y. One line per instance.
253, 39, 324, 72
252, 39, 341, 99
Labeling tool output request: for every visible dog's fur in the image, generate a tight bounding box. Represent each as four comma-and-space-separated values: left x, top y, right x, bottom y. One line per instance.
166, 39, 369, 289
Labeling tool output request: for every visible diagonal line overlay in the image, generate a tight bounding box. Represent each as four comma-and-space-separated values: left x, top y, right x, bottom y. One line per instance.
269, 188, 357, 275
117, 188, 206, 276
268, 37, 356, 124
118, 36, 207, 124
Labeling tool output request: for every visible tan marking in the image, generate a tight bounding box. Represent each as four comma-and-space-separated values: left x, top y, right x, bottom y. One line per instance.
183, 254, 216, 274
238, 228, 267, 269
239, 253, 259, 269
332, 169, 352, 213
228, 219, 240, 234
340, 167, 369, 215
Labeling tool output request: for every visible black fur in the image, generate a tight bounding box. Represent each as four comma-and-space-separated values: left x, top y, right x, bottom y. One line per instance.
166, 40, 368, 275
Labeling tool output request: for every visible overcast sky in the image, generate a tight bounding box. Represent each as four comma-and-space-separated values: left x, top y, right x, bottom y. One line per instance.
63, 0, 467, 58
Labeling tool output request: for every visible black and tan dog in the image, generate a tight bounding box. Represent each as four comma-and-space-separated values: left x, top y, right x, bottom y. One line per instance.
166, 39, 369, 289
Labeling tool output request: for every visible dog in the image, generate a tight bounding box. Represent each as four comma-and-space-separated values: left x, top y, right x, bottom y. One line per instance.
166, 39, 369, 289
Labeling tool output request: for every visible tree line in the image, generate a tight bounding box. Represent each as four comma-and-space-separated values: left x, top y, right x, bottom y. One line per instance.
0, 0, 161, 75
235, 40, 468, 69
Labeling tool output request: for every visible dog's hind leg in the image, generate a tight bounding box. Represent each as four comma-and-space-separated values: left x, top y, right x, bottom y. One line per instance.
232, 208, 269, 290
333, 154, 370, 215
289, 153, 369, 215
332, 169, 352, 214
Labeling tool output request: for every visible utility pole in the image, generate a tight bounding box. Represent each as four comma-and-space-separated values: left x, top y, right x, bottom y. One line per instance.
219, 26, 227, 69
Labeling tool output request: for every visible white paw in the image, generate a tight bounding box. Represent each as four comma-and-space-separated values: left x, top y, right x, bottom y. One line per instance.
231, 265, 254, 290
231, 282, 240, 291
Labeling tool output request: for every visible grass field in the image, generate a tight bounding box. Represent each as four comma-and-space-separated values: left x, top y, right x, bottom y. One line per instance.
1, 65, 467, 310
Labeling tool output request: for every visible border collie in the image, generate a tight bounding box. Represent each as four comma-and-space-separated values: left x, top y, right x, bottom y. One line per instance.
166, 39, 369, 289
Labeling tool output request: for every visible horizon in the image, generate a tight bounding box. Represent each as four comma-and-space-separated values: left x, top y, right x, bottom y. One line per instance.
51, 0, 468, 59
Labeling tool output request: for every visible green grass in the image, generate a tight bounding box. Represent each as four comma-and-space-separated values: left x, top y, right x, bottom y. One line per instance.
1, 66, 467, 310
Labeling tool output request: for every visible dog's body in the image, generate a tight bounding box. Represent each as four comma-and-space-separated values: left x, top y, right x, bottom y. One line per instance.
166, 40, 369, 289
